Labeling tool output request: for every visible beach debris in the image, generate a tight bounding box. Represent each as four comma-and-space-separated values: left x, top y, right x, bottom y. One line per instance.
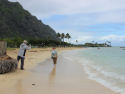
29, 51, 37, 52
0, 59, 18, 74
0, 41, 18, 74
32, 84, 35, 85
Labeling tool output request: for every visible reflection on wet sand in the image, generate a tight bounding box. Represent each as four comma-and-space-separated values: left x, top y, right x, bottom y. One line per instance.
16, 80, 26, 94
49, 67, 56, 84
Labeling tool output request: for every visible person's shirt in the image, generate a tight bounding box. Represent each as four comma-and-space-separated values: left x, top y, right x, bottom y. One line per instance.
18, 43, 31, 57
23, 49, 26, 56
51, 50, 58, 58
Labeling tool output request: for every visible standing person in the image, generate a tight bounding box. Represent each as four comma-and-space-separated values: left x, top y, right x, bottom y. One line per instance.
42, 43, 43, 48
44, 43, 45, 47
17, 40, 31, 70
51, 47, 58, 68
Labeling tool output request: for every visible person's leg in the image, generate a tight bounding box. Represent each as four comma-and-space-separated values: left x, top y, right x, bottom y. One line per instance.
17, 56, 21, 61
55, 58, 57, 67
53, 57, 55, 64
53, 58, 57, 68
17, 56, 21, 68
21, 57, 25, 70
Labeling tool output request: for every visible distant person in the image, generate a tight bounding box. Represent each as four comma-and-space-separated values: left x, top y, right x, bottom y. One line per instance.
51, 47, 58, 68
44, 43, 45, 47
42, 43, 44, 47
17, 40, 31, 70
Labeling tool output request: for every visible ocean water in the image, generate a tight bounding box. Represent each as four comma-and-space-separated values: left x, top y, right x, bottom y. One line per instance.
63, 47, 125, 94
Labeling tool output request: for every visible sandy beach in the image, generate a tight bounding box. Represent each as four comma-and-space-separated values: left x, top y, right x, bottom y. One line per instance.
0, 47, 120, 94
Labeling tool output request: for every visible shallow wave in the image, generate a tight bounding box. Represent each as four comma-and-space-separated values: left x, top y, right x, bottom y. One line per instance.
62, 48, 125, 94
78, 58, 125, 94
64, 57, 73, 61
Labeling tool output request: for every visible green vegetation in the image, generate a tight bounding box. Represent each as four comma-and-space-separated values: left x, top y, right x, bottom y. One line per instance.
7, 48, 16, 50
28, 39, 70, 47
84, 42, 111, 47
76, 40, 78, 45
0, 0, 75, 47
0, 37, 72, 48
56, 32, 71, 46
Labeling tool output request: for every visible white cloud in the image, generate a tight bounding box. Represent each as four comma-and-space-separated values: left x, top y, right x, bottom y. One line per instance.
9, 0, 125, 25
8, 0, 125, 46
73, 35, 125, 45
73, 36, 97, 44
9, 0, 125, 19
100, 35, 125, 41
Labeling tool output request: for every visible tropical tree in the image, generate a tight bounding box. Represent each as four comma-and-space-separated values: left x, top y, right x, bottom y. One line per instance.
68, 34, 71, 43
57, 32, 60, 37
13, 38, 23, 45
107, 41, 111, 47
65, 33, 69, 43
2, 39, 13, 44
76, 40, 78, 45
57, 32, 61, 46
65, 33, 68, 42
57, 32, 61, 39
61, 33, 65, 47
69, 35, 72, 44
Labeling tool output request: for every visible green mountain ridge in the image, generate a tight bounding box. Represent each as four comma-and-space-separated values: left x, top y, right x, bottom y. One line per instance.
0, 0, 59, 40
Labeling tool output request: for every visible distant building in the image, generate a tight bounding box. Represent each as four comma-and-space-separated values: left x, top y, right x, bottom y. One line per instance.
104, 44, 107, 47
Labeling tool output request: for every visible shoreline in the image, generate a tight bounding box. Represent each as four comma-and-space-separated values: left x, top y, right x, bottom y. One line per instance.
0, 47, 120, 94
0, 47, 83, 92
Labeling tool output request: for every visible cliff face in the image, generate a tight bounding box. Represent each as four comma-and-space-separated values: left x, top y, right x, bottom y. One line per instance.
0, 0, 59, 40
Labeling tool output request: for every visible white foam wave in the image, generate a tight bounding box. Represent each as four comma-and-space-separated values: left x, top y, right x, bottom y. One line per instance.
64, 57, 73, 61
78, 58, 125, 94
90, 65, 125, 80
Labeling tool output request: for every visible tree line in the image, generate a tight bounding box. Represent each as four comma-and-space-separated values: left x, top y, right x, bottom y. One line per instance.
56, 32, 71, 46
0, 32, 73, 48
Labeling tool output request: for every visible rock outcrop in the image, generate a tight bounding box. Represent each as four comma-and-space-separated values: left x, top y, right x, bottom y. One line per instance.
0, 0, 59, 40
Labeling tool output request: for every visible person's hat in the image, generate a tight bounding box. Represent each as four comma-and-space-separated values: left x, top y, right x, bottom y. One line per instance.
23, 40, 28, 43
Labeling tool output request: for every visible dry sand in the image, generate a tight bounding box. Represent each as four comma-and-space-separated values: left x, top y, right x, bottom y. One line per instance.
0, 47, 120, 94
0, 47, 82, 91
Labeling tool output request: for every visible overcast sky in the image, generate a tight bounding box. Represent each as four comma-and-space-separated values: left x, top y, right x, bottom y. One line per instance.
9, 0, 125, 46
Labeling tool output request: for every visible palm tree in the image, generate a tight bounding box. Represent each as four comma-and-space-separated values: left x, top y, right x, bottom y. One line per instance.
69, 34, 72, 44
65, 33, 69, 43
65, 33, 69, 42
57, 32, 61, 46
107, 41, 111, 47
61, 33, 65, 47
68, 34, 71, 43
107, 41, 111, 43
76, 40, 78, 45
57, 32, 61, 39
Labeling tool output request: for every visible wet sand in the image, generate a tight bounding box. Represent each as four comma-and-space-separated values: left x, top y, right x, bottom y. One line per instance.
0, 51, 120, 94
0, 47, 83, 93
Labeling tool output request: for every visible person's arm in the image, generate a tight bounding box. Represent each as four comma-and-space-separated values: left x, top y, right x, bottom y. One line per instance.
24, 45, 31, 50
